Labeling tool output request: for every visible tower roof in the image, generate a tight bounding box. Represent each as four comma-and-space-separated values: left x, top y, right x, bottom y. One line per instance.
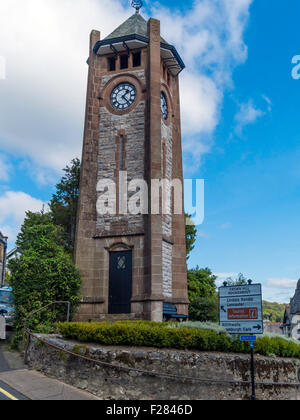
93, 13, 185, 76
104, 13, 167, 44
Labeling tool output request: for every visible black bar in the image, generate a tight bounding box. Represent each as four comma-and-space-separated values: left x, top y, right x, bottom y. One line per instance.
250, 342, 256, 400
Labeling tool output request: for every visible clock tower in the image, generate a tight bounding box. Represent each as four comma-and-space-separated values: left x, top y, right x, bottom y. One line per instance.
75, 3, 189, 322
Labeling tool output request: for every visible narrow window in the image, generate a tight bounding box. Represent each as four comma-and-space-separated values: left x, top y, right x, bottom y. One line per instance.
132, 52, 141, 67
167, 71, 171, 87
120, 55, 129, 70
108, 57, 116, 72
117, 134, 126, 216
162, 140, 166, 179
163, 65, 167, 81
120, 135, 125, 171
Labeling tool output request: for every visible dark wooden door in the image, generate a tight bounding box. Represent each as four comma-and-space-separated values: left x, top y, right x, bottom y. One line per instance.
109, 251, 133, 314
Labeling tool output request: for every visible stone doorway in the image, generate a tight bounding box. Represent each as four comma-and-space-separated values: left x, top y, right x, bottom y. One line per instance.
108, 251, 133, 314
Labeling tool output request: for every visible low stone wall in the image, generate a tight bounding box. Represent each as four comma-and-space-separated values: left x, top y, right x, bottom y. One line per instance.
27, 335, 300, 400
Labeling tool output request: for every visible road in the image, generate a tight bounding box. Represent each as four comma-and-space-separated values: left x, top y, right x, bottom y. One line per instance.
0, 332, 28, 400
0, 331, 98, 400
0, 380, 27, 400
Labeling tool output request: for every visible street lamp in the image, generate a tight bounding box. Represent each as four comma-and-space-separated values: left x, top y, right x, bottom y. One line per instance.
0, 234, 8, 287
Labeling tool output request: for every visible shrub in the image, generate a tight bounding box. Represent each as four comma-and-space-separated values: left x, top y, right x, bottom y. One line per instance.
9, 214, 81, 345
169, 321, 228, 335
58, 321, 232, 352
187, 268, 218, 322
58, 321, 300, 358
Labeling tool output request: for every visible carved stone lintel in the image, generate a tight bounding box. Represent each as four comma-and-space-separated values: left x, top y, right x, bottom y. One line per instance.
94, 231, 144, 239
105, 242, 134, 252
81, 297, 105, 304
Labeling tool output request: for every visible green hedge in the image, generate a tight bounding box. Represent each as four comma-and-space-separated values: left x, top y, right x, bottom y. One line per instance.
58, 321, 231, 352
58, 321, 300, 358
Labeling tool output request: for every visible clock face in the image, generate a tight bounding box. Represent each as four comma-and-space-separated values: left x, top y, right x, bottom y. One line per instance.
110, 83, 137, 110
161, 92, 168, 120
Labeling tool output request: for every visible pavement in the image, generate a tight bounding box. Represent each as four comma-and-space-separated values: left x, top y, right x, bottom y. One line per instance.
0, 332, 99, 400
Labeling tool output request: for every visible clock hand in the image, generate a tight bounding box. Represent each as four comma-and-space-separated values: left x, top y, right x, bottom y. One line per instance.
120, 91, 130, 103
122, 90, 131, 104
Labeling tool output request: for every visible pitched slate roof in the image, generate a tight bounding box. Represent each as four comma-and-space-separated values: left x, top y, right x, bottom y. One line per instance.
290, 280, 300, 314
93, 13, 185, 76
105, 13, 168, 44
0, 232, 7, 241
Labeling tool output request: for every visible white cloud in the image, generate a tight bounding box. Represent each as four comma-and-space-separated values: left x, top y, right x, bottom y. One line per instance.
233, 95, 273, 136
234, 100, 264, 135
262, 95, 272, 112
215, 272, 238, 279
0, 155, 11, 181
0, 0, 131, 175
180, 73, 221, 137
0, 0, 253, 179
153, 0, 253, 168
267, 278, 298, 289
261, 278, 298, 304
0, 191, 46, 247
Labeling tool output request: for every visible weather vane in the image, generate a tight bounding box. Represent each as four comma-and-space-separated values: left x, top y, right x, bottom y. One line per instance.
131, 0, 143, 14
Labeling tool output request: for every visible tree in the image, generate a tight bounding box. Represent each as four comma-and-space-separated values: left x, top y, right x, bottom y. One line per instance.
188, 267, 217, 299
4, 271, 11, 285
188, 296, 219, 322
262, 301, 286, 322
185, 214, 197, 260
49, 158, 81, 254
9, 212, 81, 342
16, 210, 64, 252
225, 273, 251, 287
187, 267, 218, 322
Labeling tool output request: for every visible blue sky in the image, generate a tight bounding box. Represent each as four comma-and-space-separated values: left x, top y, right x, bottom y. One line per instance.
0, 0, 299, 303
186, 0, 300, 303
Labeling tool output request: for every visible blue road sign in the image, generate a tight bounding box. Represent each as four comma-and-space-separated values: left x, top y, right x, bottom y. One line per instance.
240, 335, 257, 342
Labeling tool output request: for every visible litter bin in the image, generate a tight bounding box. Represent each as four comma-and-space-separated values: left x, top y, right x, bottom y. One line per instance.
0, 316, 6, 340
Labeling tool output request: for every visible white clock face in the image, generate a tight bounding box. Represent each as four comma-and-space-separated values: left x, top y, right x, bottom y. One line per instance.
161, 92, 168, 120
110, 83, 137, 110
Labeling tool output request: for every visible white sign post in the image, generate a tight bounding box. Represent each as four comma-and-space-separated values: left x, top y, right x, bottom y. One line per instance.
219, 283, 263, 400
219, 284, 263, 335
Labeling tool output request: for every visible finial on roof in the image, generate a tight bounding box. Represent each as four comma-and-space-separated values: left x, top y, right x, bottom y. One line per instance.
131, 0, 143, 14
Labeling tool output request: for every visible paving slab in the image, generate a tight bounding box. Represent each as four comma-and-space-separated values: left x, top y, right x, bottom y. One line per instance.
0, 369, 100, 400
0, 345, 10, 372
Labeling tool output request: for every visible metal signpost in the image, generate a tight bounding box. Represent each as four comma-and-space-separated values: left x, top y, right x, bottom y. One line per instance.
219, 282, 263, 400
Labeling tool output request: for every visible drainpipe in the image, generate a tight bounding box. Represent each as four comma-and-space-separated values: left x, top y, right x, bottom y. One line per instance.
0, 237, 7, 288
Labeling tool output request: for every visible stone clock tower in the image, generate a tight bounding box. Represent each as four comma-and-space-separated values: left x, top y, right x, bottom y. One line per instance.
75, 2, 189, 322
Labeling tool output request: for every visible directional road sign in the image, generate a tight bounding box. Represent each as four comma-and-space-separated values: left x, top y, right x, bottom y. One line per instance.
219, 284, 263, 335
240, 335, 257, 342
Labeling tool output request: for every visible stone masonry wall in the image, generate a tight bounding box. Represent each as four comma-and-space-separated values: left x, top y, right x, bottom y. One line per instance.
96, 69, 146, 235
27, 335, 300, 401
161, 121, 173, 239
